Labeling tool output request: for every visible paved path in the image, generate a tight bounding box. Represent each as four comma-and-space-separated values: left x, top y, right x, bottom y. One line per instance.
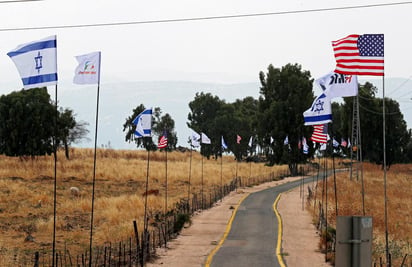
209, 174, 325, 267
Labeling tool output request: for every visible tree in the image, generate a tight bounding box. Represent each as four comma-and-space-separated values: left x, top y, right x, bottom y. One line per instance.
338, 82, 411, 167
257, 63, 314, 175
0, 88, 87, 158
57, 107, 90, 159
123, 105, 177, 151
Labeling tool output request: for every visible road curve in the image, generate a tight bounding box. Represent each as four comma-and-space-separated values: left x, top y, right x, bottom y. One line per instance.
206, 174, 325, 267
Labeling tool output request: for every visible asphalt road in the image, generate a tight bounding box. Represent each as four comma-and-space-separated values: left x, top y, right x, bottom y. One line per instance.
209, 173, 327, 267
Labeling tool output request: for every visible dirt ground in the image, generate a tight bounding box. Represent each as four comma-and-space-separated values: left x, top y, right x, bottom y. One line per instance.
147, 177, 332, 267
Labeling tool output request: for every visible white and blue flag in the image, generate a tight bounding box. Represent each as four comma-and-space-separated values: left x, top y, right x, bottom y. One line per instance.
7, 35, 57, 89
303, 92, 332, 126
132, 108, 152, 138
190, 129, 201, 147
221, 136, 228, 150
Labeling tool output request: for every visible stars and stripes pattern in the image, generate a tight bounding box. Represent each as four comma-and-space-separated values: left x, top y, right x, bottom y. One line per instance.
332, 34, 384, 76
311, 124, 328, 143
157, 131, 168, 149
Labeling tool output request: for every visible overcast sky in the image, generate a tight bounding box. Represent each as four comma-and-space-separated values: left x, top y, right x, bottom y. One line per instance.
0, 0, 411, 147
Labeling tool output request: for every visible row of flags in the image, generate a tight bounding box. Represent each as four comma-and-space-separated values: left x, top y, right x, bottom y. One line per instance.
7, 35, 101, 89
304, 34, 384, 147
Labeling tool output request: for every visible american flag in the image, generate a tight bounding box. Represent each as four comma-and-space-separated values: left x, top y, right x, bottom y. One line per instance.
157, 132, 168, 149
332, 34, 384, 76
311, 124, 328, 144
236, 134, 242, 144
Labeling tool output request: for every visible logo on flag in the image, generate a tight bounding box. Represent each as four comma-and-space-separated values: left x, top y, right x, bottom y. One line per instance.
311, 124, 328, 143
332, 34, 384, 76
7, 35, 58, 89
132, 108, 152, 138
236, 134, 242, 144
158, 131, 168, 149
221, 136, 228, 150
316, 71, 358, 98
73, 51, 101, 84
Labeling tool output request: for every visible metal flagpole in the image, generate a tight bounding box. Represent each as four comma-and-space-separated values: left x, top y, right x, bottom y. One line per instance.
382, 76, 389, 266
165, 142, 168, 215
188, 147, 192, 204
201, 146, 204, 209
88, 78, 101, 267
52, 84, 58, 267
142, 149, 150, 263
220, 147, 223, 201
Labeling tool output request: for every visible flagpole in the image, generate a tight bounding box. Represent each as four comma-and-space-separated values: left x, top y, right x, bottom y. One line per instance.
143, 148, 150, 262
88, 78, 101, 267
165, 144, 168, 216
220, 146, 223, 201
188, 147, 192, 206
201, 146, 204, 209
382, 76, 389, 266
52, 84, 58, 267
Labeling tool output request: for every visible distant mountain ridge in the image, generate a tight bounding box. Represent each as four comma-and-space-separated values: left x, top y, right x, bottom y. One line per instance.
57, 78, 412, 150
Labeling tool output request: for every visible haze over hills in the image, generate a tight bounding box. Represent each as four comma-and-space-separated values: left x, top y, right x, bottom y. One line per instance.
59, 80, 261, 149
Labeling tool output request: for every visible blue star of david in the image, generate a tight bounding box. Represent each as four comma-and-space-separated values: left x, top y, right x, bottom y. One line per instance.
313, 99, 324, 113
35, 52, 43, 73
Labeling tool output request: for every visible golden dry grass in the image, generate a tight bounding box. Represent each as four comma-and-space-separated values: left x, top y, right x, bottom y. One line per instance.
0, 148, 288, 265
308, 161, 412, 265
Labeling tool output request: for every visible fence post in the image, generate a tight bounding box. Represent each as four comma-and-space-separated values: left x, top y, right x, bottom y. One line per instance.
33, 252, 39, 267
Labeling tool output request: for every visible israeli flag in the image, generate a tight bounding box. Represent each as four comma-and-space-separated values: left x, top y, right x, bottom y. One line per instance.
221, 136, 228, 150
132, 108, 152, 138
7, 35, 57, 89
303, 92, 332, 126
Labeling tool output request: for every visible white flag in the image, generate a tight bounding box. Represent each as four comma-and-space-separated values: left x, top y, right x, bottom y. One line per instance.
132, 108, 152, 138
190, 130, 200, 147
303, 92, 333, 126
73, 51, 101, 84
7, 35, 58, 89
248, 136, 253, 147
201, 132, 211, 144
316, 71, 358, 98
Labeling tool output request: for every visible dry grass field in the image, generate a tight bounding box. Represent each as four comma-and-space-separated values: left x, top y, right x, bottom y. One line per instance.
308, 161, 412, 265
0, 148, 288, 265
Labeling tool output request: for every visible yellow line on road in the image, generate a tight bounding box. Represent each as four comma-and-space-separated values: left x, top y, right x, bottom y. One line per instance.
204, 193, 250, 267
273, 193, 287, 267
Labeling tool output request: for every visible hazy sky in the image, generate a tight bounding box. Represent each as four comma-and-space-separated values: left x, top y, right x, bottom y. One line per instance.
0, 0, 411, 147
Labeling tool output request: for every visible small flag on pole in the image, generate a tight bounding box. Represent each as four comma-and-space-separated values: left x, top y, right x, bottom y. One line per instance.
7, 35, 58, 89
311, 124, 328, 143
236, 134, 242, 144
284, 136, 289, 145
333, 138, 340, 148
332, 34, 384, 76
73, 51, 101, 84
341, 138, 348, 147
221, 136, 228, 150
132, 108, 152, 138
158, 131, 168, 149
248, 136, 253, 147
347, 139, 351, 148
201, 132, 211, 144
302, 137, 309, 154
270, 136, 274, 144
190, 129, 201, 147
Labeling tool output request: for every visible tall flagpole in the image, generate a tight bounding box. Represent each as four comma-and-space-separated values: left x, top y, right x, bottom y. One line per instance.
142, 148, 150, 262
88, 58, 101, 267
220, 147, 223, 200
201, 145, 204, 209
382, 76, 389, 266
52, 84, 58, 267
165, 143, 168, 215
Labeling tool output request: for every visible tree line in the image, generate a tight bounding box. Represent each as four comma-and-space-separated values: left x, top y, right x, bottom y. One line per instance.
1, 63, 410, 173
124, 63, 412, 174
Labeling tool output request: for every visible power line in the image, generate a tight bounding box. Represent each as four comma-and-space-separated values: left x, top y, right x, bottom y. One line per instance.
0, 0, 43, 3
0, 1, 412, 32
